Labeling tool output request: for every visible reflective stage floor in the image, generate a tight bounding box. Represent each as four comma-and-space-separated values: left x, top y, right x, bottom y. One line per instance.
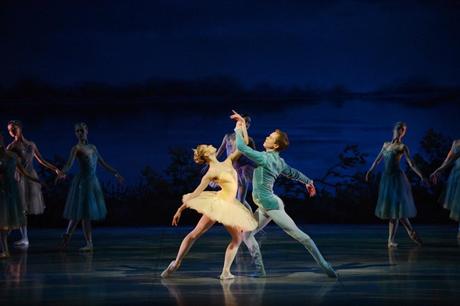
1, 225, 460, 305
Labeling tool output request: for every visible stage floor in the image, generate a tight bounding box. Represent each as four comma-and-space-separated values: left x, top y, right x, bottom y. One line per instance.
1, 225, 460, 305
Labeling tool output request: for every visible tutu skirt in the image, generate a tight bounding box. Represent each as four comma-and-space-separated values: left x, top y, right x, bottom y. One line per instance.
185, 191, 257, 231
375, 170, 417, 219
17, 169, 45, 215
63, 173, 107, 221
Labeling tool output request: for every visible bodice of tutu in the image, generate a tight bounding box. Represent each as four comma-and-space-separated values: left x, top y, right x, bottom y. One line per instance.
76, 147, 98, 177
213, 167, 238, 201
382, 144, 404, 174
8, 142, 34, 171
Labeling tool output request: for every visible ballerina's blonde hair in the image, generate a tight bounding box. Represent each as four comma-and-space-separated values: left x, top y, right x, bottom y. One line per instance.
193, 145, 212, 165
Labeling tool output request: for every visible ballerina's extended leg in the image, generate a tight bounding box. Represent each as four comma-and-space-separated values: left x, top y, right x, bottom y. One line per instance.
161, 216, 214, 278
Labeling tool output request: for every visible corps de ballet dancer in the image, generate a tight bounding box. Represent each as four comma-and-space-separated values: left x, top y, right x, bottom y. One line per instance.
59, 122, 124, 252
366, 122, 425, 248
0, 133, 43, 258
431, 139, 460, 238
7, 120, 64, 247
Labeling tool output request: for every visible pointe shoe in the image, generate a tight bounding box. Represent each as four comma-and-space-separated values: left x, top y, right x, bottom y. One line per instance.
79, 245, 93, 252
322, 263, 339, 279
387, 241, 398, 248
14, 239, 29, 247
161, 261, 179, 278
219, 272, 235, 280
409, 231, 422, 246
0, 252, 10, 259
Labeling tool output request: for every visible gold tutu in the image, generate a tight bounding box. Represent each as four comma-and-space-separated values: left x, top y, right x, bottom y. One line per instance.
185, 191, 257, 231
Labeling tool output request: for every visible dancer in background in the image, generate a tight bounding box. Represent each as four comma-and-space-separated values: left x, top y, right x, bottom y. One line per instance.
0, 133, 42, 258
216, 114, 256, 209
7, 120, 64, 247
366, 122, 425, 248
431, 140, 460, 238
60, 122, 124, 252
161, 120, 257, 280
232, 111, 337, 278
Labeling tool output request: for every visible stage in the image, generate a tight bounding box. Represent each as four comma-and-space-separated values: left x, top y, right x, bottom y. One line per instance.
1, 225, 459, 305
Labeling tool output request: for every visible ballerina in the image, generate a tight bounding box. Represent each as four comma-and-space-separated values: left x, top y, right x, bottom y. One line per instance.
0, 133, 42, 258
430, 139, 460, 238
366, 122, 425, 248
7, 120, 64, 247
161, 121, 257, 280
60, 122, 124, 252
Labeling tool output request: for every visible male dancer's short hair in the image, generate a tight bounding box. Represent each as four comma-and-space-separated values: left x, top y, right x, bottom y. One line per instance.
274, 129, 289, 152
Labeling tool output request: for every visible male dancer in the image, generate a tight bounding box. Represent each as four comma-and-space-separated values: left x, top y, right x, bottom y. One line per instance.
231, 111, 338, 278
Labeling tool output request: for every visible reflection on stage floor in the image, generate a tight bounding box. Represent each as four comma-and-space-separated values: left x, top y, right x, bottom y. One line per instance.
1, 225, 459, 305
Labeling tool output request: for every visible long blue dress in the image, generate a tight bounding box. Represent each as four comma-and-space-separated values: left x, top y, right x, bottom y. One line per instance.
442, 142, 460, 221
0, 152, 25, 230
7, 141, 45, 215
63, 145, 107, 221
375, 143, 417, 219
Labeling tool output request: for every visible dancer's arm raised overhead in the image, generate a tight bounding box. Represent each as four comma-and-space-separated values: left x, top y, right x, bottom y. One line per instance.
365, 143, 386, 182
216, 134, 229, 160
231, 111, 267, 166
403, 145, 425, 181
227, 119, 249, 162
431, 140, 460, 184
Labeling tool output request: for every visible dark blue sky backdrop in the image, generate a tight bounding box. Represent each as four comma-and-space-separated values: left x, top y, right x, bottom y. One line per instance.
2, 0, 459, 91
1, 1, 459, 183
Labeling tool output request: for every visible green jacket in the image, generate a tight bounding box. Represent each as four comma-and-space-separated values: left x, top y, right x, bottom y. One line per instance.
235, 129, 312, 210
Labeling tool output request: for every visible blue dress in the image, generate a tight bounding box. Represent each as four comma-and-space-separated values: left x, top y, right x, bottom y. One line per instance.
0, 152, 25, 230
442, 142, 460, 221
375, 143, 417, 219
63, 145, 107, 221
7, 141, 45, 215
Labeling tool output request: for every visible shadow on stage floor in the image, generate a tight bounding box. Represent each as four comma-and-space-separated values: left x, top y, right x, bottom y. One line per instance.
1, 225, 460, 305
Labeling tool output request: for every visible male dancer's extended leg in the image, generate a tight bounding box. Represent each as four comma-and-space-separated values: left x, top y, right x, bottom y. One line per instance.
266, 201, 337, 278
243, 208, 272, 276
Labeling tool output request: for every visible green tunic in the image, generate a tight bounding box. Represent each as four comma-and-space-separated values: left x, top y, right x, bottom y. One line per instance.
235, 129, 312, 210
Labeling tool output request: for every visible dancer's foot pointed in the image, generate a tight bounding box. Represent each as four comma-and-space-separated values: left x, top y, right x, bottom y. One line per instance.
0, 252, 10, 259
79, 244, 93, 252
387, 241, 398, 248
161, 261, 179, 278
409, 230, 422, 246
322, 263, 338, 279
14, 239, 29, 247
